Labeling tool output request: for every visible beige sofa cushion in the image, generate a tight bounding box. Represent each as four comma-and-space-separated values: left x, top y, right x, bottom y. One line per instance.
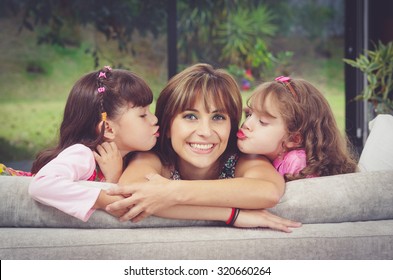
1, 170, 393, 227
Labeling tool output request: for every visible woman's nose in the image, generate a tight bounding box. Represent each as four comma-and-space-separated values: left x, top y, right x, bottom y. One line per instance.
196, 119, 212, 136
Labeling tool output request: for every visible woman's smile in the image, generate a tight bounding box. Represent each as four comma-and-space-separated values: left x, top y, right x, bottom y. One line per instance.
188, 142, 216, 154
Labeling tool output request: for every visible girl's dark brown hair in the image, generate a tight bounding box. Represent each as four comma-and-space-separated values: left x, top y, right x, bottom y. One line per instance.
249, 78, 358, 181
154, 63, 242, 168
31, 67, 153, 174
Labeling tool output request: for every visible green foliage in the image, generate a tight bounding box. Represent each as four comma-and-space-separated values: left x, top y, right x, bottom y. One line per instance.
343, 41, 393, 114
177, 0, 278, 70
2, 0, 168, 67
255, 0, 340, 40
227, 65, 245, 80
215, 6, 276, 66
294, 0, 335, 40
255, 50, 294, 80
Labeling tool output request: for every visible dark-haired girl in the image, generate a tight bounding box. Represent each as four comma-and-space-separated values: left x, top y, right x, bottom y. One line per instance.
28, 66, 159, 221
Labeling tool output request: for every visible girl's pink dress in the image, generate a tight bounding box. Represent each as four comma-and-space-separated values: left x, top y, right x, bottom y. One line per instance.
273, 149, 307, 177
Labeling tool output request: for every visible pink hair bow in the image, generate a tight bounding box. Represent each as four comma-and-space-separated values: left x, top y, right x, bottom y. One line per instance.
275, 76, 291, 83
274, 76, 298, 99
98, 87, 105, 93
98, 72, 106, 78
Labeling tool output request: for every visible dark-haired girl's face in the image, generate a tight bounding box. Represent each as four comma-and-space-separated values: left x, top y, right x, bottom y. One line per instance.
109, 105, 159, 156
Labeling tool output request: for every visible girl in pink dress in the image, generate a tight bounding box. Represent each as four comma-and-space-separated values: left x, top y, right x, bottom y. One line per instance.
28, 66, 159, 221
237, 76, 358, 181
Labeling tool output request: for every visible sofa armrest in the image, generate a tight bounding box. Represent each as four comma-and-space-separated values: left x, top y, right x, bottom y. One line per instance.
358, 114, 393, 172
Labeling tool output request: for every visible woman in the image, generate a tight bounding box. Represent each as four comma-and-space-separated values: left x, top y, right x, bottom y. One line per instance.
106, 63, 301, 232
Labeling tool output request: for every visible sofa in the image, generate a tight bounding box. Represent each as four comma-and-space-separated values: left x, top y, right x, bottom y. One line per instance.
1, 115, 393, 260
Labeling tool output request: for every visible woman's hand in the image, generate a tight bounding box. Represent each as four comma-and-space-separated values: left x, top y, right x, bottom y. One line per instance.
106, 173, 178, 222
105, 198, 130, 218
93, 190, 128, 218
94, 142, 123, 183
234, 209, 302, 233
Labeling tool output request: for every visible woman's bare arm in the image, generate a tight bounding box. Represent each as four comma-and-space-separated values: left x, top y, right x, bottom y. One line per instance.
107, 153, 285, 220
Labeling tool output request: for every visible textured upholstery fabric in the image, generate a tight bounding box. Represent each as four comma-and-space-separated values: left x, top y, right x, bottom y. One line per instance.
0, 176, 220, 228
1, 171, 393, 227
271, 170, 393, 223
1, 170, 393, 259
1, 220, 393, 259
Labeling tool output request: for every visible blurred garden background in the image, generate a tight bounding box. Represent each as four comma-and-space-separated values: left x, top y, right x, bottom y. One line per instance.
0, 0, 345, 166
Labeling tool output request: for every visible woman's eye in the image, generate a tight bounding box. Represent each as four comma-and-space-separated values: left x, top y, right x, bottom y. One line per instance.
212, 114, 226, 121
183, 113, 197, 120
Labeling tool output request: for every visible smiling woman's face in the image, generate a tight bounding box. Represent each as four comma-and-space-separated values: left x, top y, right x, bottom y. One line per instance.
169, 97, 231, 176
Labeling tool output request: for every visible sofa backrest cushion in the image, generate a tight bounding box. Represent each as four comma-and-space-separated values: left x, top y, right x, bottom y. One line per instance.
1, 170, 393, 227
270, 170, 393, 223
0, 176, 220, 228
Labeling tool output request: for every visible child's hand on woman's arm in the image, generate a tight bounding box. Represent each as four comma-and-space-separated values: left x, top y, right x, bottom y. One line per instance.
94, 142, 123, 183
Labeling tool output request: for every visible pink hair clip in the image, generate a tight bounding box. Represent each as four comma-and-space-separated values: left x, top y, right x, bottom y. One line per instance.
104, 66, 112, 71
98, 72, 106, 78
274, 76, 298, 99
98, 87, 105, 93
275, 76, 291, 83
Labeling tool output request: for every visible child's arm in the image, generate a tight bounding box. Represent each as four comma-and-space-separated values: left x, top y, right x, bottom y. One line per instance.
93, 142, 123, 183
29, 144, 103, 221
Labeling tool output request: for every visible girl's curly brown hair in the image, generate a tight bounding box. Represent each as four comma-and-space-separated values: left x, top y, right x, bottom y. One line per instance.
249, 78, 358, 181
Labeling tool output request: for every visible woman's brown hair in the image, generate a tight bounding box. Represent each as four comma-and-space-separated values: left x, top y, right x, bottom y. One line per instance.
154, 63, 243, 168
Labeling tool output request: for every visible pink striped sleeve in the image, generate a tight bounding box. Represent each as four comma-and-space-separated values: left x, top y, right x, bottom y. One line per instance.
28, 144, 102, 221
